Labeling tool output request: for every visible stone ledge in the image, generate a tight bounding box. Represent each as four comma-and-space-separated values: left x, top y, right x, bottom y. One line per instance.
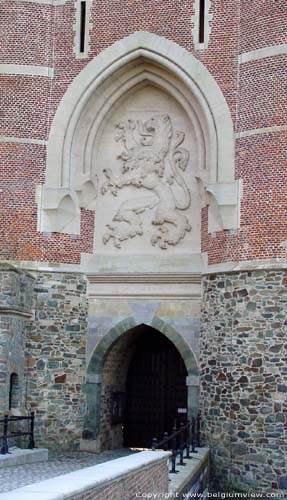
169, 447, 210, 497
205, 258, 287, 275
0, 450, 170, 500
0, 448, 48, 469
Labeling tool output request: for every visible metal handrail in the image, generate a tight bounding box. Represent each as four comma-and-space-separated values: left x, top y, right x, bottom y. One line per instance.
151, 413, 201, 474
0, 411, 35, 454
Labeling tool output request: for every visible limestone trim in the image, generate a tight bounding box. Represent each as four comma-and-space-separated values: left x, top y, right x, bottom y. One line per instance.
0, 136, 47, 146
84, 317, 199, 439
9, 0, 68, 4
235, 125, 287, 139
73, 0, 93, 59
86, 273, 202, 300
186, 375, 200, 387
191, 0, 213, 50
1, 259, 83, 273
87, 273, 202, 284
87, 317, 199, 376
39, 32, 237, 236
1, 451, 171, 500
239, 44, 287, 63
46, 31, 234, 186
0, 64, 54, 77
5, 258, 287, 275
205, 258, 287, 275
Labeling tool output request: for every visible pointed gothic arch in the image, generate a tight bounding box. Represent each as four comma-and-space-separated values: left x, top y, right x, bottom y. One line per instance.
39, 32, 240, 237
82, 317, 199, 448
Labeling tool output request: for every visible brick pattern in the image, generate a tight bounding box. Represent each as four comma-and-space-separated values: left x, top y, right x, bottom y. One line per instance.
70, 460, 168, 500
1, 1, 286, 264
238, 57, 287, 133
0, 76, 51, 139
201, 270, 287, 493
0, 142, 94, 263
202, 131, 287, 264
239, 0, 287, 53
0, 3, 54, 67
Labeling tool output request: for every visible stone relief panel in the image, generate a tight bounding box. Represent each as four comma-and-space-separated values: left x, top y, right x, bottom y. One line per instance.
93, 86, 202, 255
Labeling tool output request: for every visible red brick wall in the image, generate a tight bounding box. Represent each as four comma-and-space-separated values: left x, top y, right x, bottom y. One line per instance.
1, 0, 286, 264
239, 0, 287, 53
69, 460, 168, 500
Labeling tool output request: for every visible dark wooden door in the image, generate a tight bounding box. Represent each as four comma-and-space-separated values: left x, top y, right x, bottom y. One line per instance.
123, 329, 187, 448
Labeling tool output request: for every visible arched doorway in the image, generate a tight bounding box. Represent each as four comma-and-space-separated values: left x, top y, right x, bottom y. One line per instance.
83, 317, 199, 452
123, 326, 187, 448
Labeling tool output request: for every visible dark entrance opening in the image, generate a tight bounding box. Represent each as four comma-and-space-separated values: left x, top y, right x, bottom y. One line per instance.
123, 326, 188, 448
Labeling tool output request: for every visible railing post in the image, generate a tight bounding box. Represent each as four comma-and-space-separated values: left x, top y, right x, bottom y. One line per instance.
151, 436, 158, 451
163, 431, 169, 451
28, 411, 35, 449
185, 420, 191, 459
191, 416, 198, 454
169, 425, 178, 474
178, 422, 186, 466
1, 413, 9, 455
196, 412, 201, 448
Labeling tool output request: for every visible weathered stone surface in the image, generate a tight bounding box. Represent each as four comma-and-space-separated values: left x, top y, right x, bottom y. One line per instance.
201, 269, 287, 493
0, 266, 34, 413
25, 271, 88, 450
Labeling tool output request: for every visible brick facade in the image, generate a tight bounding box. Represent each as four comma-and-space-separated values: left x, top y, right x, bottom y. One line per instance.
0, 0, 286, 495
71, 460, 168, 500
1, 0, 286, 264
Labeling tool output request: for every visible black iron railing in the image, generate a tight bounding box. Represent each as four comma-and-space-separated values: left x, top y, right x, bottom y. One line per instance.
151, 413, 201, 474
0, 411, 35, 455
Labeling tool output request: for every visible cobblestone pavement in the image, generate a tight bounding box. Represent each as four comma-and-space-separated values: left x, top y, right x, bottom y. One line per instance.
0, 448, 136, 493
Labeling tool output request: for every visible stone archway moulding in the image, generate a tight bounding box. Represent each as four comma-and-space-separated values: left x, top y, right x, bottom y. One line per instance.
82, 317, 200, 442
86, 316, 199, 377
37, 31, 241, 236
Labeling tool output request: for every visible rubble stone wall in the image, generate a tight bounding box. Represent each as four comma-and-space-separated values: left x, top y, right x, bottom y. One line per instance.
201, 269, 287, 493
25, 271, 88, 449
0, 264, 34, 413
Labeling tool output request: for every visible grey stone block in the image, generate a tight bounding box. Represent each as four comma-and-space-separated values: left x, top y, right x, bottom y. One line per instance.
0, 448, 48, 468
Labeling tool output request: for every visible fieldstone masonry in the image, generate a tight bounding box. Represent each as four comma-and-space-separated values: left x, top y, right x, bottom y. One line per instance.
25, 272, 88, 449
0, 264, 34, 413
201, 269, 287, 493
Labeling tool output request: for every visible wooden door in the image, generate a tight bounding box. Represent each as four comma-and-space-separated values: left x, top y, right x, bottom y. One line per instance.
123, 329, 187, 448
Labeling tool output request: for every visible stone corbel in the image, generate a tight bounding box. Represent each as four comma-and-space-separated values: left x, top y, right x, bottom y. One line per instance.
206, 180, 242, 233
36, 179, 97, 235
36, 185, 81, 235
76, 179, 97, 210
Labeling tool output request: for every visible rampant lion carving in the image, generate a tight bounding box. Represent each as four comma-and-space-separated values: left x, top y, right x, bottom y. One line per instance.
101, 114, 191, 249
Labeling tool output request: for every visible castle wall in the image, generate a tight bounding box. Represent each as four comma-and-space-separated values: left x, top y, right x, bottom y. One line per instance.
25, 271, 88, 449
2, 0, 285, 266
0, 264, 34, 413
201, 269, 287, 492
1, 0, 286, 493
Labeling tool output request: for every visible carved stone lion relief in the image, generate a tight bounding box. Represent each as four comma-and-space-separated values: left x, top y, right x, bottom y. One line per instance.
92, 85, 201, 255
101, 114, 191, 250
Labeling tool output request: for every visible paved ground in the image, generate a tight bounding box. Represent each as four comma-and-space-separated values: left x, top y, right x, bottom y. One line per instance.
0, 448, 136, 493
